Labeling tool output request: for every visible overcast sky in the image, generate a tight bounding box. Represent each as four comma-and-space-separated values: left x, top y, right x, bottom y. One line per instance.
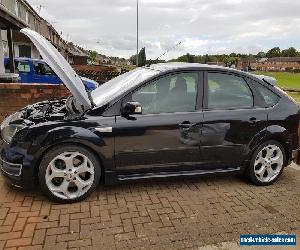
27, 0, 300, 60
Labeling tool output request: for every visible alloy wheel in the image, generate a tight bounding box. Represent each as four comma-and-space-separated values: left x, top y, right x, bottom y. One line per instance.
45, 152, 95, 200
253, 144, 284, 183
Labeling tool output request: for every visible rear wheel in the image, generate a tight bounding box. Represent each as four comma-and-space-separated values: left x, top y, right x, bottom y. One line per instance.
248, 140, 285, 185
38, 145, 101, 203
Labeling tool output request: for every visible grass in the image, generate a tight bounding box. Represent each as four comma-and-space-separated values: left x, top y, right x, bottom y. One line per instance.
287, 91, 300, 102
253, 71, 300, 89
253, 71, 300, 102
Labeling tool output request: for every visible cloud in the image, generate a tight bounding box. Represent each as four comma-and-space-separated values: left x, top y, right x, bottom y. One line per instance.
27, 0, 300, 59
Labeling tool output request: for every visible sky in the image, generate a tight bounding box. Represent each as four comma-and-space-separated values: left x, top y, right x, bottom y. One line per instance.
27, 0, 300, 60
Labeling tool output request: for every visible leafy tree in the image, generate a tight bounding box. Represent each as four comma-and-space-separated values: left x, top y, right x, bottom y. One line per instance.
129, 55, 136, 65
89, 51, 98, 64
281, 47, 298, 57
256, 52, 266, 58
194, 55, 205, 64
223, 56, 238, 67
146, 59, 166, 65
266, 47, 281, 58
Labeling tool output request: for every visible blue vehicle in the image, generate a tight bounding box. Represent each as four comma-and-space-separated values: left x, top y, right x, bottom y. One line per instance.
4, 57, 99, 91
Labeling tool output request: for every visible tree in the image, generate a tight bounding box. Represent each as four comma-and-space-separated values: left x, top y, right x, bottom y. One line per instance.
89, 51, 98, 64
129, 47, 147, 66
281, 47, 298, 57
129, 55, 137, 65
256, 52, 266, 58
223, 56, 238, 67
266, 47, 281, 58
138, 47, 146, 66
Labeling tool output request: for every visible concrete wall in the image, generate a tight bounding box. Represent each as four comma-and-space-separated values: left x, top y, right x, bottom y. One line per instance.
0, 83, 70, 122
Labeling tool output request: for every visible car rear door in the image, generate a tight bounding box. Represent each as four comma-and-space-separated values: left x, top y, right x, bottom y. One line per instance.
200, 71, 268, 168
114, 71, 204, 174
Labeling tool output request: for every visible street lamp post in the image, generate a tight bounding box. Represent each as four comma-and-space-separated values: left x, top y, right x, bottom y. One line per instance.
136, 0, 139, 67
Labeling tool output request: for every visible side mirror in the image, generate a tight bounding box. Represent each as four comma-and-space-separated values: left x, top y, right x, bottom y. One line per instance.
121, 102, 142, 117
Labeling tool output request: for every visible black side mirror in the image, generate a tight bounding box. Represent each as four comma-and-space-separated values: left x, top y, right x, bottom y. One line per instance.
121, 102, 142, 117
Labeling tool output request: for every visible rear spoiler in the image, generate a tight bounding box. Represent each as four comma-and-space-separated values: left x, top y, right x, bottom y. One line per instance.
255, 75, 277, 86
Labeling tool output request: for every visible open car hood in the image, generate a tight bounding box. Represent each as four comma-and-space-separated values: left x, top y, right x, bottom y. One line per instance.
21, 28, 92, 110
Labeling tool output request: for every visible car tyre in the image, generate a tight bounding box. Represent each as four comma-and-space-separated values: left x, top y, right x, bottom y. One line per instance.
38, 144, 101, 203
247, 140, 286, 186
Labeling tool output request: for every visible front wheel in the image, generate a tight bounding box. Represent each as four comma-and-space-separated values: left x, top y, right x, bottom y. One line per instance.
38, 145, 101, 203
248, 141, 286, 186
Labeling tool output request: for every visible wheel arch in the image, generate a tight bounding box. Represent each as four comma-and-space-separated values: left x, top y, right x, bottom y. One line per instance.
248, 125, 291, 167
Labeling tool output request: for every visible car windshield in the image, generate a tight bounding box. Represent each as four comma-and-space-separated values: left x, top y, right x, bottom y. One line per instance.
91, 68, 160, 107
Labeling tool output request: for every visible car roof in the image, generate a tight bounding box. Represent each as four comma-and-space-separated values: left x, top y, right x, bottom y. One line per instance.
147, 62, 255, 78
147, 62, 280, 90
5, 57, 44, 62
16, 57, 44, 62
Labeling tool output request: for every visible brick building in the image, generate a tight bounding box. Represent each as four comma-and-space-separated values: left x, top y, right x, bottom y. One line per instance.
238, 57, 300, 71
0, 0, 75, 74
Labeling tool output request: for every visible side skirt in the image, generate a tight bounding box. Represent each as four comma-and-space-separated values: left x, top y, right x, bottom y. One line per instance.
104, 167, 241, 185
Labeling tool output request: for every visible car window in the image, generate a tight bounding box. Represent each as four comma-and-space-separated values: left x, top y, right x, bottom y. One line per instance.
34, 62, 54, 75
256, 85, 279, 107
132, 72, 198, 114
15, 61, 31, 73
207, 73, 253, 109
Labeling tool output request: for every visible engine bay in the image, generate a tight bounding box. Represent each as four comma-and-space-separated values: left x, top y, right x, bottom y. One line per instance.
19, 96, 85, 124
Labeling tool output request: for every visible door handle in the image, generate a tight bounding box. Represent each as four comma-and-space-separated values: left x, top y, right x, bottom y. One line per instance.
249, 117, 260, 125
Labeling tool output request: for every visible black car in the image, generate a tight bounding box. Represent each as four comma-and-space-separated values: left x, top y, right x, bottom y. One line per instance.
0, 29, 300, 203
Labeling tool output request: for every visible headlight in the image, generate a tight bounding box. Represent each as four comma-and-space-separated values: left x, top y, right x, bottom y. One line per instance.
1, 124, 26, 143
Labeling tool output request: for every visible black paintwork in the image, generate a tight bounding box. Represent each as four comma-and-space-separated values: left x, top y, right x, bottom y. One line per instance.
0, 65, 299, 188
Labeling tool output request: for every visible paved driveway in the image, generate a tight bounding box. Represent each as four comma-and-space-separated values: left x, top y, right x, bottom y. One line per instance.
0, 165, 299, 250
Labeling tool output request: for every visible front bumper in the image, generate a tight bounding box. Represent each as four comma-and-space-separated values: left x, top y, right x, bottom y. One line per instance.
292, 148, 300, 166
0, 139, 36, 189
0, 156, 23, 177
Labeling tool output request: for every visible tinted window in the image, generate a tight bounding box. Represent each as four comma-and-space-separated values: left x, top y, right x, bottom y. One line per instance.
34, 62, 54, 75
132, 72, 198, 114
207, 73, 253, 109
256, 85, 279, 107
15, 61, 30, 73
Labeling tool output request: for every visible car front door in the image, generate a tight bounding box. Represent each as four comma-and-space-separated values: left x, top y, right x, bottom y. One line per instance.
200, 71, 268, 168
114, 71, 204, 174
33, 61, 61, 84
14, 60, 32, 83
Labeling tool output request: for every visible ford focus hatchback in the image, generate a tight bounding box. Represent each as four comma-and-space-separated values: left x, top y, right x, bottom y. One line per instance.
0, 28, 300, 203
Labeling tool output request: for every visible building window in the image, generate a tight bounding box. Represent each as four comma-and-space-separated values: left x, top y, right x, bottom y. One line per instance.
25, 11, 29, 24
14, 0, 19, 16
19, 45, 31, 58
2, 41, 8, 57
